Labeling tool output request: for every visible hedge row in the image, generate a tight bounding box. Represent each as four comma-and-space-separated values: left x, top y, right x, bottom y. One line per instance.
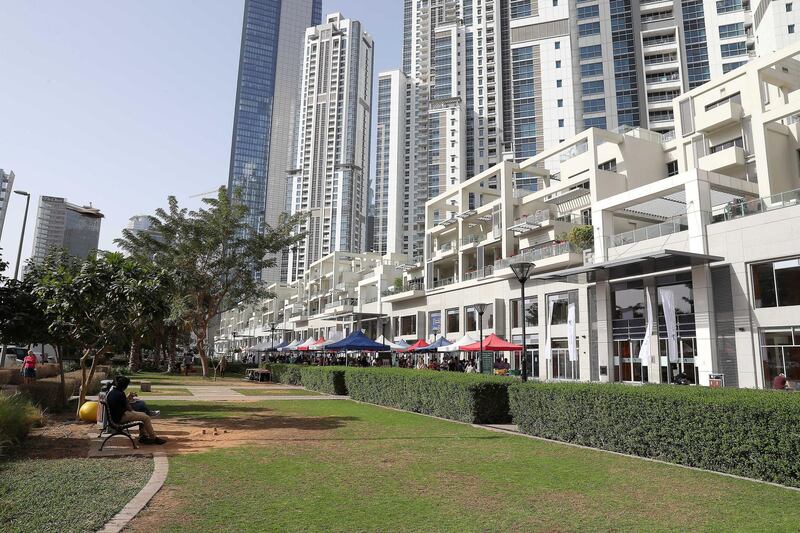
344, 368, 511, 424
509, 382, 800, 488
265, 364, 302, 385
299, 367, 347, 395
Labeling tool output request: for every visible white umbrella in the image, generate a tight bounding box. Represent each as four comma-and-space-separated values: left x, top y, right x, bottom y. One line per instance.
438, 333, 479, 352
375, 335, 407, 351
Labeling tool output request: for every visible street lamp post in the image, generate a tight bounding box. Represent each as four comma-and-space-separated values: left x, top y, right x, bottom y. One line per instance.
474, 303, 488, 374
12, 190, 31, 280
510, 261, 535, 382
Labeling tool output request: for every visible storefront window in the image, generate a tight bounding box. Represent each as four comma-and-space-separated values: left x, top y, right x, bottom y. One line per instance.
550, 339, 580, 380
400, 315, 416, 336
762, 327, 800, 384
511, 297, 538, 328
547, 291, 579, 325
465, 306, 477, 331
752, 257, 800, 308
446, 308, 459, 334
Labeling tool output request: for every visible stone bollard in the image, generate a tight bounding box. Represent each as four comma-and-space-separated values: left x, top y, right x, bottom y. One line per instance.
140, 381, 151, 392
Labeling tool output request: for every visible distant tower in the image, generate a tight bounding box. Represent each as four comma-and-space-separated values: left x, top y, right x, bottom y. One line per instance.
0, 169, 15, 240
31, 196, 103, 262
287, 14, 374, 282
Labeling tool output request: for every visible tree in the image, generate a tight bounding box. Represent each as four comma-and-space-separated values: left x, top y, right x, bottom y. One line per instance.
563, 225, 594, 251
30, 252, 134, 416
115, 187, 305, 377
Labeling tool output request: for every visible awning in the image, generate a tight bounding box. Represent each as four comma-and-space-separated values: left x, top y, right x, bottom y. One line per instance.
461, 333, 523, 352
533, 249, 724, 283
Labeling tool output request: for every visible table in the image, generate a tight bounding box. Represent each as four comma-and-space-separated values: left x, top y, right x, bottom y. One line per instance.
245, 368, 271, 382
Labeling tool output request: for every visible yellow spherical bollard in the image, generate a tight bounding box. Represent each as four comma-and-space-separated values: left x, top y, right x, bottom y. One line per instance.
79, 401, 98, 422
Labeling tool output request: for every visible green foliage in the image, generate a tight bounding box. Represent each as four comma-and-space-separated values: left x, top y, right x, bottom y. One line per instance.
266, 364, 302, 385
0, 395, 42, 456
114, 187, 306, 376
299, 366, 347, 395
563, 224, 594, 250
509, 382, 800, 487
344, 367, 512, 424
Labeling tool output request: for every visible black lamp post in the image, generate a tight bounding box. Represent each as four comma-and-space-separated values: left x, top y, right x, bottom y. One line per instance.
510, 261, 535, 382
475, 303, 488, 373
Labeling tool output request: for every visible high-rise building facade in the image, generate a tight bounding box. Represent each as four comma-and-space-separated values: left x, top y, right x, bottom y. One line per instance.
375, 1, 800, 264
286, 13, 374, 282
0, 169, 15, 240
31, 196, 103, 263
227, 0, 322, 282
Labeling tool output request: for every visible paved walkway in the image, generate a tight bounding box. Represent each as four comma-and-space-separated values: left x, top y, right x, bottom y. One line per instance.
89, 383, 348, 402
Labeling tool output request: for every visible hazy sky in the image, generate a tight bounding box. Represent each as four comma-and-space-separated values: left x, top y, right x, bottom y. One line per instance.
0, 0, 403, 270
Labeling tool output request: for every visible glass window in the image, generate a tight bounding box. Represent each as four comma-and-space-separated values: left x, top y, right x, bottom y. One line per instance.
548, 291, 578, 325
429, 311, 441, 334
582, 80, 604, 95
465, 306, 477, 331
578, 22, 601, 36
579, 44, 602, 60
761, 327, 800, 384
718, 22, 745, 39
511, 297, 538, 328
580, 62, 603, 77
400, 315, 416, 336
583, 98, 606, 114
753, 258, 800, 308
446, 307, 459, 333
551, 339, 580, 380
577, 5, 600, 19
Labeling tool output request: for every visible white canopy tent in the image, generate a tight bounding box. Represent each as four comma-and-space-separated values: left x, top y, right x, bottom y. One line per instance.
375, 335, 408, 350
438, 334, 479, 352
278, 339, 302, 352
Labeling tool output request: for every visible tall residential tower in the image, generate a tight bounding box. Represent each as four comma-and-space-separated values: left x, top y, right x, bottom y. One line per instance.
0, 169, 15, 239
287, 13, 374, 282
30, 196, 103, 263
227, 0, 322, 282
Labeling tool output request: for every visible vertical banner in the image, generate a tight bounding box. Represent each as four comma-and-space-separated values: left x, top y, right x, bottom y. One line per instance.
639, 287, 653, 366
659, 287, 679, 363
567, 302, 577, 362
543, 298, 555, 360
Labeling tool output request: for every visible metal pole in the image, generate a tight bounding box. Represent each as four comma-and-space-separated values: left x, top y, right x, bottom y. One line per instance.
13, 192, 31, 280
479, 312, 484, 374
521, 282, 528, 382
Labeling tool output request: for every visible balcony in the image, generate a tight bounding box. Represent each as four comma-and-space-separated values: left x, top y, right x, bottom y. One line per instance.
462, 265, 494, 282
494, 241, 579, 271
431, 276, 456, 289
508, 209, 552, 234
460, 235, 481, 248
710, 187, 800, 224
611, 214, 689, 247
382, 281, 426, 303
698, 146, 746, 174
695, 101, 743, 133
324, 298, 358, 313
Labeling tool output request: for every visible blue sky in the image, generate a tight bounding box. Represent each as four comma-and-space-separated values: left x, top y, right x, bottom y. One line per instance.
0, 0, 403, 269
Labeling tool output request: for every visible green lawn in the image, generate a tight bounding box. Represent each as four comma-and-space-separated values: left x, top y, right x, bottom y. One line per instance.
129, 386, 192, 396
232, 388, 321, 396
132, 399, 800, 532
0, 457, 152, 533
129, 371, 246, 386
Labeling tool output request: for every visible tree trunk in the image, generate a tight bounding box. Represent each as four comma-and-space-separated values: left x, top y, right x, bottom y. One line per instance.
77, 348, 99, 419
128, 334, 141, 373
55, 345, 66, 410
195, 328, 209, 377
167, 327, 177, 373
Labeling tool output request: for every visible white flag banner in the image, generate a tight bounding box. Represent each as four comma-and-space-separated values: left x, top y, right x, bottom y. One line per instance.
543, 298, 555, 360
639, 287, 653, 366
659, 287, 679, 363
567, 302, 577, 362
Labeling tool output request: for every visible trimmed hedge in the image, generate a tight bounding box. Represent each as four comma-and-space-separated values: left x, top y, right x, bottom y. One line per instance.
509, 382, 800, 487
345, 367, 512, 424
299, 366, 347, 395
266, 364, 302, 386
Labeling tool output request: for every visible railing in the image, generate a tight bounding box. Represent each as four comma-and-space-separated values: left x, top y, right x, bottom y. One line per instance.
710, 188, 800, 223
512, 209, 552, 228
381, 281, 424, 296
437, 240, 457, 253
460, 235, 481, 246
362, 295, 378, 304
432, 277, 455, 288
558, 141, 589, 162
642, 35, 676, 47
661, 130, 676, 142
462, 270, 479, 282
494, 242, 577, 270
324, 298, 358, 311
644, 54, 678, 66
611, 214, 689, 247
646, 72, 680, 84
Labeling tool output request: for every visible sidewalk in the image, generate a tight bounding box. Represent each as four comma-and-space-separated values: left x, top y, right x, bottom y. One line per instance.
88, 383, 348, 402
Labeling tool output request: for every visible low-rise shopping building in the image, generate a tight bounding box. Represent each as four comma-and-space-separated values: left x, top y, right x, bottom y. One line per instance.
216, 42, 800, 389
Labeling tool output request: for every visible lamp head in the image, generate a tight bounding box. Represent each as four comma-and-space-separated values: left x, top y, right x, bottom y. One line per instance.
13, 190, 30, 196
510, 261, 535, 283
474, 302, 489, 315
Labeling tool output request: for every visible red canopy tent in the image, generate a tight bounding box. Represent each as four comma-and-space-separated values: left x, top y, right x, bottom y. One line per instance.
299, 337, 326, 351
404, 339, 429, 352
460, 333, 523, 352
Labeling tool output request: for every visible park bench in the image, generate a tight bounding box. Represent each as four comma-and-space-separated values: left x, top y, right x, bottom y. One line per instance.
98, 399, 143, 451
245, 368, 271, 382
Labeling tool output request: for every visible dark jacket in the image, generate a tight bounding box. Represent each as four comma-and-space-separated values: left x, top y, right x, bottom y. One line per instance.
106, 387, 128, 424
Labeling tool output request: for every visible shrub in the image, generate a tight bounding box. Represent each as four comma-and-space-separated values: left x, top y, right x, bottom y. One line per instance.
509, 382, 800, 488
299, 366, 347, 395
0, 394, 42, 457
267, 364, 302, 385
344, 367, 512, 424
0, 369, 16, 386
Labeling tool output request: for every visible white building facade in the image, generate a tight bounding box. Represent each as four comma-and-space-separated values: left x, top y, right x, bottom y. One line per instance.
287, 13, 374, 283
0, 169, 15, 240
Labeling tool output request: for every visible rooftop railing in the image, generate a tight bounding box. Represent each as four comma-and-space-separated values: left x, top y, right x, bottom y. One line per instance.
494, 241, 577, 270
432, 276, 456, 288
381, 281, 424, 296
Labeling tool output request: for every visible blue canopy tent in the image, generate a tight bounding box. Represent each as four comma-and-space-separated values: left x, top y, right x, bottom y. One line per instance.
326, 331, 390, 352
266, 339, 289, 352
413, 336, 452, 352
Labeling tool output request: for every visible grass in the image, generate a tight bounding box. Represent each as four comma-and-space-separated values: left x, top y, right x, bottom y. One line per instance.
0, 457, 152, 533
232, 388, 321, 396
129, 386, 192, 396
128, 371, 246, 386
133, 399, 800, 532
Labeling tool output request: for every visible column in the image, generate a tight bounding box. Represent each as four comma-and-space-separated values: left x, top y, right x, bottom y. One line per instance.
643, 277, 661, 383
595, 279, 614, 383
692, 264, 717, 386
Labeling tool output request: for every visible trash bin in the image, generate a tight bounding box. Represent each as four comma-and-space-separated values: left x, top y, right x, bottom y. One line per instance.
97, 380, 114, 428
709, 373, 724, 388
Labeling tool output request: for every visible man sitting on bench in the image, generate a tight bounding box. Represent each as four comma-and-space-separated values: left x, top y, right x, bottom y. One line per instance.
106, 376, 166, 445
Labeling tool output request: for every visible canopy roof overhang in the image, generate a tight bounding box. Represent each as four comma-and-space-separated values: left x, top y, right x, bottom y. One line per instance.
533, 249, 724, 283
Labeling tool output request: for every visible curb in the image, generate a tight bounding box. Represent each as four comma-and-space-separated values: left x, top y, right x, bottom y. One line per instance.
97, 452, 169, 533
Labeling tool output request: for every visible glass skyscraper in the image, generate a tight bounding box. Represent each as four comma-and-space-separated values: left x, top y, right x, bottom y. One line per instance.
227, 0, 322, 282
